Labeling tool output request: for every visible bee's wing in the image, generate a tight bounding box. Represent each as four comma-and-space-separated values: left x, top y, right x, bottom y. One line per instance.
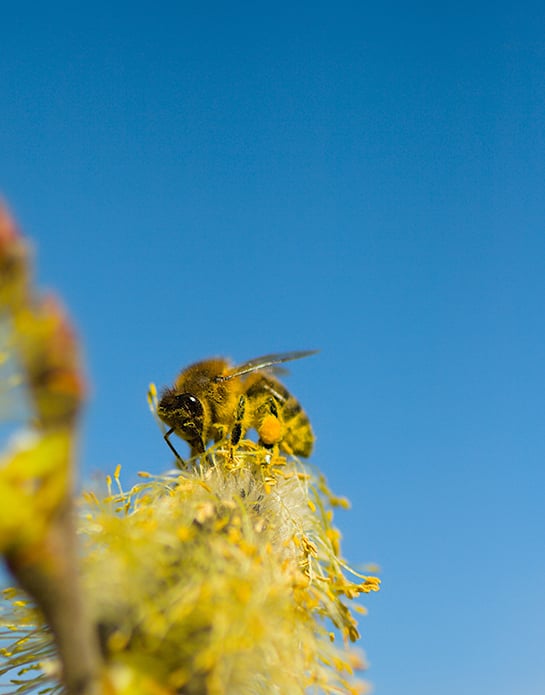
216, 350, 318, 382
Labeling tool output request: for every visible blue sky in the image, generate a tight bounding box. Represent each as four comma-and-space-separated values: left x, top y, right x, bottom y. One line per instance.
2, 2, 545, 693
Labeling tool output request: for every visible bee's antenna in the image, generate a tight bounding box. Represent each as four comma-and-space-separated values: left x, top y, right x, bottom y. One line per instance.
164, 428, 186, 467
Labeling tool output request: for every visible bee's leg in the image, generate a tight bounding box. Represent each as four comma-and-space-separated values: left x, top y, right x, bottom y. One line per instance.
164, 427, 187, 467
256, 398, 283, 453
232, 395, 245, 446
227, 395, 246, 460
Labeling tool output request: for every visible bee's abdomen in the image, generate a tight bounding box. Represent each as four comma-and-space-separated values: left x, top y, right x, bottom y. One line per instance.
280, 397, 314, 457
246, 376, 314, 458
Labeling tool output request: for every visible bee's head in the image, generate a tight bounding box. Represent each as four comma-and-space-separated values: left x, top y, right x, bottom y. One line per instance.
157, 390, 206, 451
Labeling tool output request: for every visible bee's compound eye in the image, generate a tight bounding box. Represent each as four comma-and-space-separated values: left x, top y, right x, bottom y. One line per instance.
176, 393, 204, 418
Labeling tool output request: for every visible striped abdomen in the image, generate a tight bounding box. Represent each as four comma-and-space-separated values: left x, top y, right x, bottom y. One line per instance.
245, 374, 314, 457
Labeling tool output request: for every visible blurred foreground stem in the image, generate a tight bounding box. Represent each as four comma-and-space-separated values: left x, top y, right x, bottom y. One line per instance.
0, 203, 102, 694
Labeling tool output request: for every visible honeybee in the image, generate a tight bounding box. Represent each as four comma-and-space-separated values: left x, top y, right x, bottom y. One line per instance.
156, 350, 316, 463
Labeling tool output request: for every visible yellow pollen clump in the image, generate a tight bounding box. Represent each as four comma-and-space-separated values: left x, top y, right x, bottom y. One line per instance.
258, 414, 283, 445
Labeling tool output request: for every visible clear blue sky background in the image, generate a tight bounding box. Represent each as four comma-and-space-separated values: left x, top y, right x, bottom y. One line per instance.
2, 2, 545, 694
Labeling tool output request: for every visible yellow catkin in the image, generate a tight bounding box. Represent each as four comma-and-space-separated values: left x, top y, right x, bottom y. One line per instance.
1, 447, 379, 694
